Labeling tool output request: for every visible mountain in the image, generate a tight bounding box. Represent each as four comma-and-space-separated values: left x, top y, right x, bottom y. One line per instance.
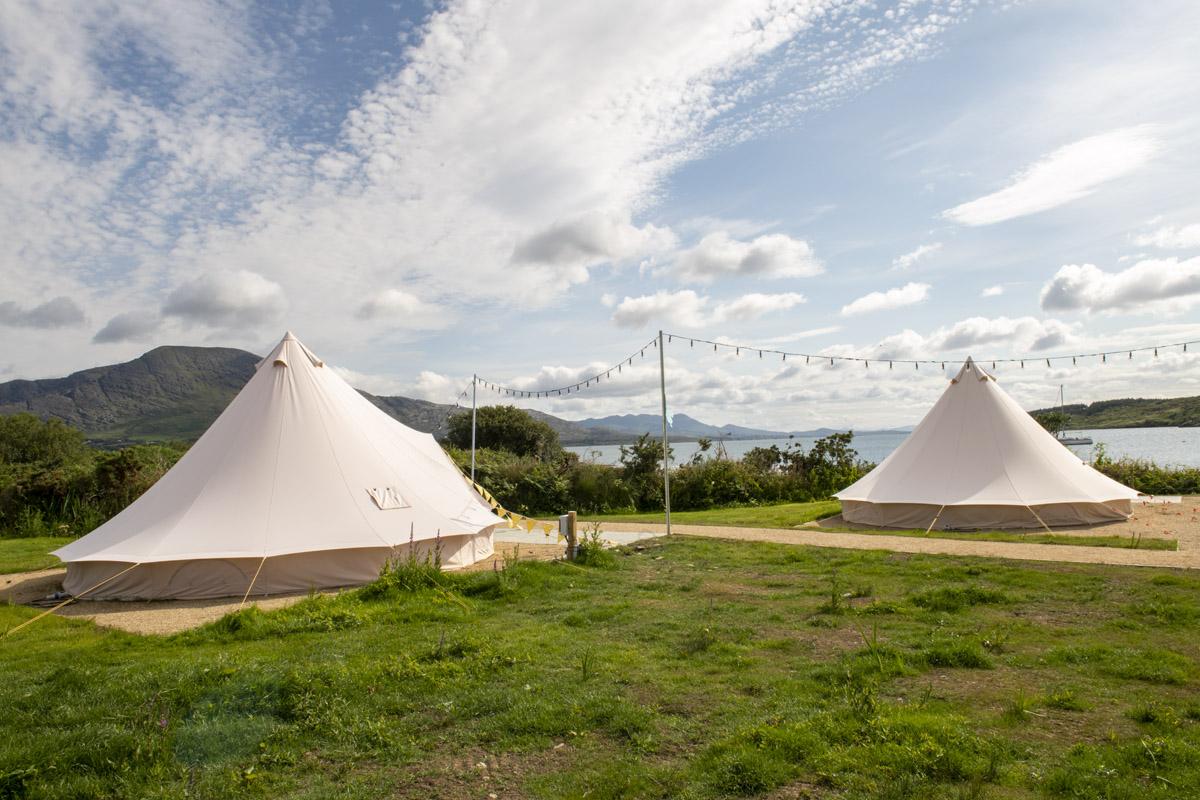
567, 412, 856, 440
0, 345, 627, 446
1029, 396, 1200, 429
0, 346, 260, 444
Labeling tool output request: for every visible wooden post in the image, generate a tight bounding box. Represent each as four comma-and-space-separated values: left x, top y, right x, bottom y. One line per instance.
470, 374, 477, 483
658, 330, 672, 535
566, 510, 577, 559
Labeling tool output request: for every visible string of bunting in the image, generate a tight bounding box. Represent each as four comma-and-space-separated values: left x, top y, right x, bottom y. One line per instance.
462, 474, 563, 541
660, 332, 1200, 372
474, 335, 659, 398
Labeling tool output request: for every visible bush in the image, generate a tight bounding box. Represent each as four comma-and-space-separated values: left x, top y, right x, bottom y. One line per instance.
1092, 447, 1200, 495
0, 415, 185, 538
445, 405, 560, 460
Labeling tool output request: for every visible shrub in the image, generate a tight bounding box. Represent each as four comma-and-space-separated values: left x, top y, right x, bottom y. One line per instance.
445, 405, 561, 460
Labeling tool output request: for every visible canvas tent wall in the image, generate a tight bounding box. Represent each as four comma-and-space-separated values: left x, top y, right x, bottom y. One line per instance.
53, 332, 500, 600
835, 358, 1139, 530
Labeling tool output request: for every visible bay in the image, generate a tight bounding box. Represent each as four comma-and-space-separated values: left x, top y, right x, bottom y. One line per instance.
566, 427, 1200, 468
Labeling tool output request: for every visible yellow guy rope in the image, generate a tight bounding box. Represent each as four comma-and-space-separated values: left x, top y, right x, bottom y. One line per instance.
925, 505, 947, 535
239, 556, 269, 609
1026, 506, 1055, 535
2, 562, 142, 639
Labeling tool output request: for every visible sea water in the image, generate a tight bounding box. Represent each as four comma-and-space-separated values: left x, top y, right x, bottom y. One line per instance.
566, 427, 1200, 468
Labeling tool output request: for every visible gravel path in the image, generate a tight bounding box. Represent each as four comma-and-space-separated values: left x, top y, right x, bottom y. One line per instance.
599, 497, 1200, 570
2, 542, 563, 636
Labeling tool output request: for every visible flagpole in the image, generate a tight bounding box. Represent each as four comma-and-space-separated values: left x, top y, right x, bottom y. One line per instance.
658, 330, 672, 535
470, 374, 477, 483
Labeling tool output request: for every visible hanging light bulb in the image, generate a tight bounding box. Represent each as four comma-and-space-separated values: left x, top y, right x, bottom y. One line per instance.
758, 350, 762, 359
889, 361, 893, 369
829, 357, 834, 366
1129, 351, 1133, 359
864, 360, 869, 369
1154, 347, 1158, 357
782, 353, 787, 362
1072, 356, 1076, 366
1102, 353, 1107, 363
805, 356, 810, 365
1046, 359, 1051, 368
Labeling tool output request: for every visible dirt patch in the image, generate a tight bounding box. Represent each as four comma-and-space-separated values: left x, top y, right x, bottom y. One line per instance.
3, 542, 564, 636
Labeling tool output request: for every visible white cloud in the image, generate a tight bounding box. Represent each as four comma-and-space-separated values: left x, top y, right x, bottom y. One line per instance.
93, 311, 161, 344
355, 288, 445, 329
869, 316, 1076, 360
1133, 222, 1200, 249
0, 296, 86, 329
981, 285, 1004, 298
162, 270, 287, 328
943, 126, 1161, 226
611, 290, 708, 329
672, 232, 821, 283
891, 242, 941, 271
511, 212, 676, 275
1040, 257, 1200, 315
610, 290, 806, 328
841, 282, 930, 316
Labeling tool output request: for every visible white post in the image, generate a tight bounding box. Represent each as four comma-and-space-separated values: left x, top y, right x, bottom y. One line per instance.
658, 330, 672, 535
470, 374, 478, 483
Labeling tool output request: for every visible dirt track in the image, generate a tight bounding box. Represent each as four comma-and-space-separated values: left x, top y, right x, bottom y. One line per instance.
600, 497, 1200, 570
2, 542, 563, 636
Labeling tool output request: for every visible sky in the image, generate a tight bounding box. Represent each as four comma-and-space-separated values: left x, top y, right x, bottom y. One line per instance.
2, 0, 1200, 430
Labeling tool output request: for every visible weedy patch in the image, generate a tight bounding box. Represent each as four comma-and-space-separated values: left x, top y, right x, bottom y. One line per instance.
910, 585, 1011, 612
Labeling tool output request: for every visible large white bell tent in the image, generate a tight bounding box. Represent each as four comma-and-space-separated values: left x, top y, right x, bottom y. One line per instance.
835, 357, 1139, 530
53, 333, 500, 600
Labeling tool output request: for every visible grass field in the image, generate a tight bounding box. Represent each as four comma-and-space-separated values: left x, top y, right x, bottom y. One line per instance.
0, 536, 70, 574
3, 537, 1200, 799
587, 501, 1175, 550
585, 500, 841, 528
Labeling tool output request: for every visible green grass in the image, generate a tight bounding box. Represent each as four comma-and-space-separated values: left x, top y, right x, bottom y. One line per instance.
0, 536, 70, 574
585, 499, 840, 527
3, 538, 1200, 799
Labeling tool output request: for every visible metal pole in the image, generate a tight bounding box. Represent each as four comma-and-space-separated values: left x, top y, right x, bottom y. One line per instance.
470, 374, 477, 483
658, 330, 672, 535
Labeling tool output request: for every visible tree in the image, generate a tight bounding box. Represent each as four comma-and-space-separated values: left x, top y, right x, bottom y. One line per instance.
0, 413, 90, 466
619, 433, 671, 510
1034, 411, 1069, 437
445, 405, 561, 460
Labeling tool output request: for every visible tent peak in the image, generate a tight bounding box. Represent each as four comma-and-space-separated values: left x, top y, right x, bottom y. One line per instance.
952, 356, 994, 384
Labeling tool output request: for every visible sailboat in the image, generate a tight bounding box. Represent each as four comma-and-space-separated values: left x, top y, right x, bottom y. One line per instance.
1056, 385, 1093, 446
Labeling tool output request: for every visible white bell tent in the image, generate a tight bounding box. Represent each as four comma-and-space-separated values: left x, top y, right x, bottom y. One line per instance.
835, 357, 1139, 530
53, 332, 500, 600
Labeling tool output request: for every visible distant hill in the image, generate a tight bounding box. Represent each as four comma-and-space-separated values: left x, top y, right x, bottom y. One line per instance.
572, 412, 806, 440
0, 346, 628, 446
0, 346, 260, 444
1030, 396, 1200, 429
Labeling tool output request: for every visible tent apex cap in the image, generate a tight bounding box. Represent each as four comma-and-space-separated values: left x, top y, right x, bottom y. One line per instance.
283, 330, 297, 341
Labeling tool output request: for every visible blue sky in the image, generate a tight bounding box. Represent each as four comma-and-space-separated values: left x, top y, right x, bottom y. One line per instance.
2, 0, 1199, 429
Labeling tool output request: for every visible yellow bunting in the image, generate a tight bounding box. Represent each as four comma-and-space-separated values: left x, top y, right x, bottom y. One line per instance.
524, 518, 536, 532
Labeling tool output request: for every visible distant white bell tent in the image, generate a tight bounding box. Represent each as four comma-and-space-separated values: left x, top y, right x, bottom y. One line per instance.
54, 332, 500, 600
835, 357, 1140, 530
